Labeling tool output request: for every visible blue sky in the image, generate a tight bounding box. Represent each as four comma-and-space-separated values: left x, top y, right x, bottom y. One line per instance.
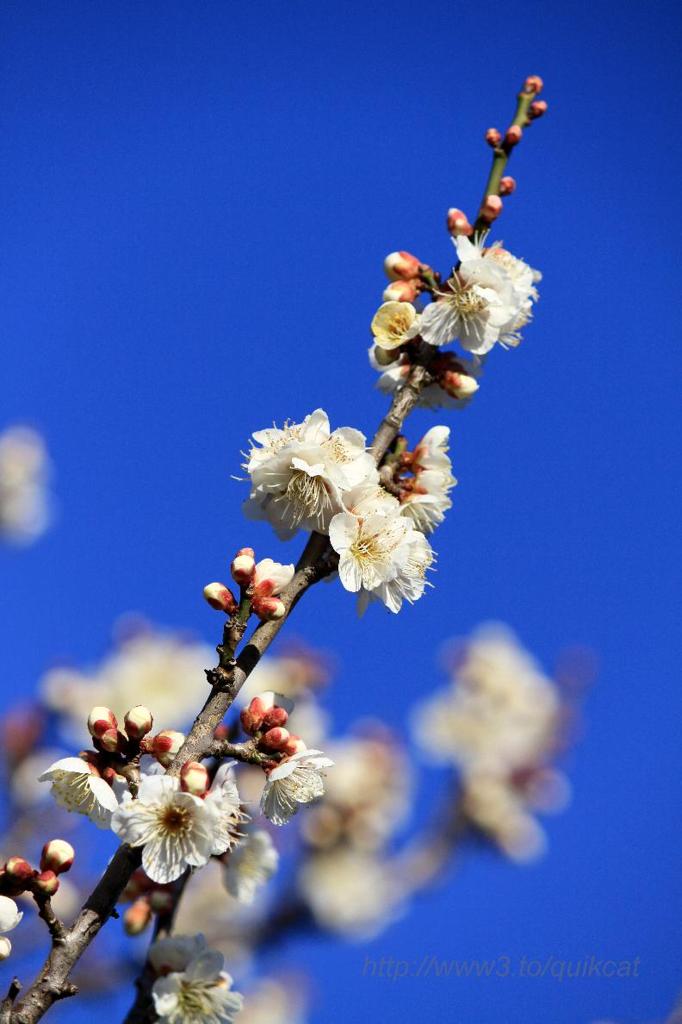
1, 1, 681, 1021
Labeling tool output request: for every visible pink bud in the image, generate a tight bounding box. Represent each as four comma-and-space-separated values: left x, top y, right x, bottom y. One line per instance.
446, 208, 473, 236
124, 898, 152, 936
124, 705, 154, 741
260, 726, 290, 751
261, 706, 288, 729
485, 127, 502, 147
240, 692, 276, 734
524, 74, 544, 94
441, 371, 480, 400
87, 706, 118, 739
253, 596, 286, 622
505, 125, 523, 147
98, 728, 121, 753
180, 761, 209, 797
499, 176, 516, 195
382, 280, 419, 303
529, 99, 547, 119
479, 194, 503, 222
383, 250, 421, 282
152, 730, 186, 767
203, 582, 238, 615
231, 548, 256, 586
5, 857, 33, 882
40, 840, 75, 875
34, 871, 59, 897
280, 734, 307, 757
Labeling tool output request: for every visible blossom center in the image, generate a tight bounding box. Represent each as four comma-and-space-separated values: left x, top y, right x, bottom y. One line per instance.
448, 283, 487, 321
284, 470, 331, 523
157, 804, 193, 837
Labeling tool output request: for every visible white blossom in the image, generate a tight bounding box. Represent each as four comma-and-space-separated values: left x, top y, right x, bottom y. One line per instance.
0, 896, 23, 934
370, 301, 421, 350
483, 241, 541, 347
252, 558, 294, 595
38, 756, 119, 829
222, 829, 279, 903
150, 935, 243, 1024
329, 508, 433, 613
260, 750, 333, 826
298, 849, 402, 938
0, 426, 52, 544
243, 409, 378, 539
400, 426, 456, 534
111, 768, 244, 884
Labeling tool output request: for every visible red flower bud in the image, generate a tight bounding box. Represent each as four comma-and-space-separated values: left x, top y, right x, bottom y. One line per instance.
529, 99, 548, 119
34, 871, 59, 897
5, 857, 33, 882
203, 583, 238, 615
261, 706, 288, 729
524, 74, 544, 94
260, 726, 290, 751
382, 280, 420, 303
485, 127, 502, 147
180, 761, 210, 797
383, 251, 421, 282
499, 176, 516, 196
124, 898, 152, 936
505, 125, 523, 147
479, 194, 503, 222
124, 705, 154, 741
40, 839, 75, 875
446, 208, 473, 237
87, 706, 118, 739
252, 596, 286, 622
231, 548, 256, 586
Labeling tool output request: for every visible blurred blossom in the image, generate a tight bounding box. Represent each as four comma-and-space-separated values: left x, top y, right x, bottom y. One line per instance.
298, 849, 403, 938
40, 627, 215, 740
237, 977, 307, 1024
412, 624, 572, 861
0, 426, 52, 544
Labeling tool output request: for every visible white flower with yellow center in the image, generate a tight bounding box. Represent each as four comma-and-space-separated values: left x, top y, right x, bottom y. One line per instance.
244, 409, 378, 539
261, 749, 334, 826
150, 936, 243, 1024
400, 426, 457, 534
39, 756, 119, 829
329, 509, 433, 613
222, 829, 279, 903
370, 301, 421, 351
111, 769, 244, 884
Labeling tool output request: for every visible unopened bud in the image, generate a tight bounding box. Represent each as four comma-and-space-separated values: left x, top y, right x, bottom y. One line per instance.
203, 582, 237, 615
87, 706, 118, 739
499, 176, 516, 196
152, 730, 186, 767
231, 548, 256, 586
382, 280, 419, 303
124, 705, 154, 741
446, 208, 473, 236
240, 692, 276, 734
253, 596, 286, 622
524, 74, 544, 94
34, 871, 59, 896
260, 727, 290, 751
479, 194, 503, 222
0, 938, 11, 960
441, 371, 480, 400
98, 728, 121, 753
180, 761, 209, 797
261, 706, 288, 729
123, 898, 152, 936
485, 127, 502, 147
280, 734, 307, 756
5, 858, 33, 882
529, 99, 547, 119
40, 840, 75, 875
383, 250, 421, 281
505, 125, 523, 147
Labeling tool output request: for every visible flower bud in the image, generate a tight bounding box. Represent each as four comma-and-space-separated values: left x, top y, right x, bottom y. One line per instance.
499, 176, 516, 196
529, 99, 547, 119
124, 705, 154, 741
446, 208, 473, 236
382, 280, 419, 303
203, 582, 238, 615
87, 706, 118, 739
0, 937, 11, 960
123, 898, 152, 936
485, 127, 502, 147
180, 761, 210, 797
240, 692, 276, 734
40, 840, 75, 875
383, 250, 420, 281
260, 727, 290, 751
505, 125, 523, 147
479, 194, 503, 222
5, 858, 33, 882
34, 871, 59, 897
152, 730, 186, 767
148, 890, 175, 914
261, 706, 288, 729
231, 548, 256, 586
441, 371, 480, 400
253, 596, 286, 622
98, 728, 121, 753
280, 734, 307, 757
524, 74, 544, 94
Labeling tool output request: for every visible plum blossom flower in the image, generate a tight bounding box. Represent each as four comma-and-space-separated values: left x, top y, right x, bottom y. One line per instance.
150, 934, 243, 1024
111, 766, 244, 883
369, 346, 480, 411
298, 849, 403, 938
261, 750, 334, 826
222, 829, 279, 903
38, 756, 119, 828
251, 559, 294, 598
483, 241, 541, 347
243, 409, 378, 539
329, 508, 433, 614
0, 426, 52, 544
399, 426, 457, 534
370, 301, 421, 351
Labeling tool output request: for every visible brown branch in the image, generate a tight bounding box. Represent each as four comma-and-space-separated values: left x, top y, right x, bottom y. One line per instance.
207, 739, 276, 766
